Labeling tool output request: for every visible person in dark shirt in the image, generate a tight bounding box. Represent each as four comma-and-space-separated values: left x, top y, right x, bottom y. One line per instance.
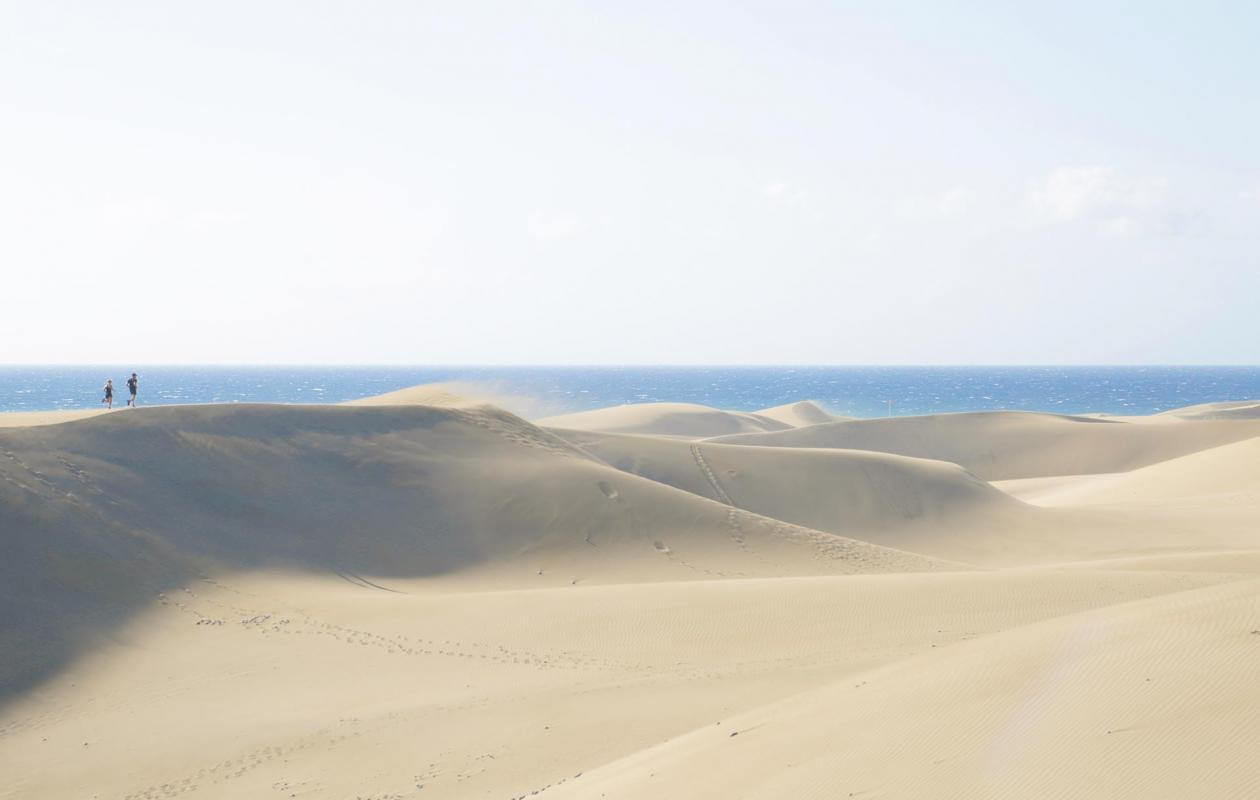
126, 373, 139, 407
102, 379, 114, 409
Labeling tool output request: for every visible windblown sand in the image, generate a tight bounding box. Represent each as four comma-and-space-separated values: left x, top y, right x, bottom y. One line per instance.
3, 393, 1259, 799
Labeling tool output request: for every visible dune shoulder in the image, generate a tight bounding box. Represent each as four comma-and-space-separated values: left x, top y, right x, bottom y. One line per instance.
995, 434, 1260, 507
549, 426, 1030, 563
536, 401, 791, 437
753, 400, 845, 427
0, 409, 110, 427
707, 409, 1260, 480
1159, 399, 1260, 420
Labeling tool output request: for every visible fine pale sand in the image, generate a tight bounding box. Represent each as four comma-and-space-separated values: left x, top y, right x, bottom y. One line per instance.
536, 401, 795, 437
709, 410, 1260, 479
0, 409, 108, 428
2, 391, 1259, 799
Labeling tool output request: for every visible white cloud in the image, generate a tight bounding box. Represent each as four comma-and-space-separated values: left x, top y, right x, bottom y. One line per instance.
899, 185, 974, 219
526, 211, 581, 242
936, 185, 974, 217
95, 201, 169, 234
1028, 166, 1169, 233
179, 210, 244, 233
1098, 216, 1139, 236
762, 181, 809, 206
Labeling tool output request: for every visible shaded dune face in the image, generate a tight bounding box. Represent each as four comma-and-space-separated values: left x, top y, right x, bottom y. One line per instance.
0, 403, 951, 703
708, 411, 1260, 480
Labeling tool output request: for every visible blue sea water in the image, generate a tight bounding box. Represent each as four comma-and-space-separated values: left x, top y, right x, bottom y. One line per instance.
2, 365, 1258, 418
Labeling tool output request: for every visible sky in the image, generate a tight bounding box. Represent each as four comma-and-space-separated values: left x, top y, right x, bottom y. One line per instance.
2, 1, 1258, 364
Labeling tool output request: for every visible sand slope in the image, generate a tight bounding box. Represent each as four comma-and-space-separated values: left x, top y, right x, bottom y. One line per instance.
342, 382, 483, 407
0, 402, 949, 702
3, 567, 1249, 800
709, 410, 1260, 480
995, 435, 1260, 507
548, 577, 1260, 799
0, 403, 949, 583
549, 424, 1260, 567
1159, 399, 1260, 420
0, 409, 107, 427
342, 380, 544, 413
753, 400, 842, 427
551, 427, 1025, 540
536, 402, 791, 438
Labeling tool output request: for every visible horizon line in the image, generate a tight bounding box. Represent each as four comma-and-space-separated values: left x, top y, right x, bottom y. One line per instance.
3, 362, 1260, 368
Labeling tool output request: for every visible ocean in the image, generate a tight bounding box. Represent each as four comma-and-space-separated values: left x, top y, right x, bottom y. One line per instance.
2, 365, 1259, 418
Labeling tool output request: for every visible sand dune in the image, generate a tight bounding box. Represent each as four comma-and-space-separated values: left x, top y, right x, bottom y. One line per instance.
996, 435, 1260, 507
1159, 399, 1260, 420
551, 423, 1260, 566
709, 410, 1260, 479
4, 390, 1260, 799
0, 403, 948, 584
536, 401, 791, 437
551, 427, 1024, 538
0, 409, 106, 427
343, 380, 547, 414
342, 381, 484, 407
0, 401, 948, 702
753, 400, 843, 427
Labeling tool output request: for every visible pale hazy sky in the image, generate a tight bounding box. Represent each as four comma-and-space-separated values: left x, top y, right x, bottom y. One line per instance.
3, 2, 1257, 364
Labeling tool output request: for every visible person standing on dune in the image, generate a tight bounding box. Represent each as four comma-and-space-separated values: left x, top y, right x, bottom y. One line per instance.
126, 372, 139, 407
102, 379, 114, 409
